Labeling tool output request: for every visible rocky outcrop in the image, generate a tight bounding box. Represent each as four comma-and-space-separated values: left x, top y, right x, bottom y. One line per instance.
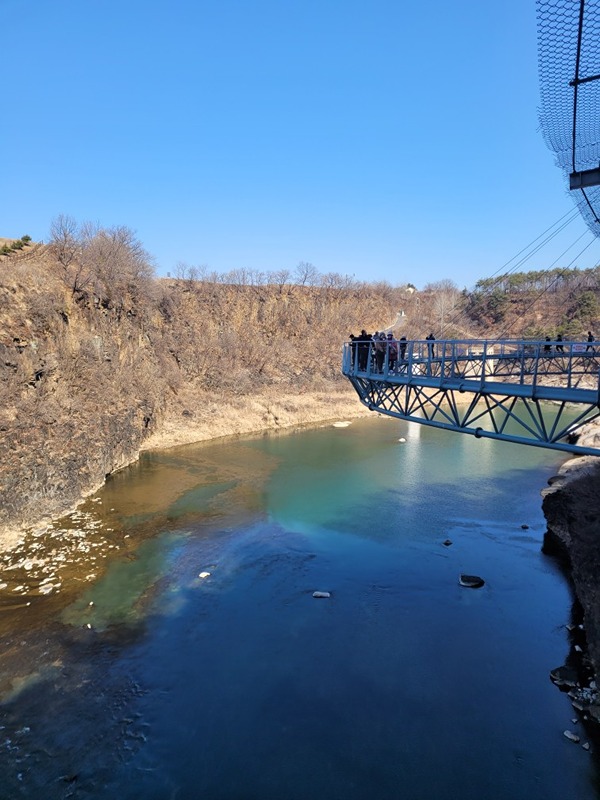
542, 421, 600, 679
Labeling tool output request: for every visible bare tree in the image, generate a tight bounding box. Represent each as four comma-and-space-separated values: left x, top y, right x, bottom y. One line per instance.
175, 262, 201, 290
294, 261, 319, 286
318, 272, 357, 300
424, 279, 461, 334
49, 215, 96, 298
49, 214, 79, 268
82, 225, 155, 311
268, 269, 291, 294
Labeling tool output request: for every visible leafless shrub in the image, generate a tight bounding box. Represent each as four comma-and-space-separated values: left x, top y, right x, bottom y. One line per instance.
26, 289, 63, 332
49, 215, 94, 298
82, 225, 155, 312
49, 214, 79, 268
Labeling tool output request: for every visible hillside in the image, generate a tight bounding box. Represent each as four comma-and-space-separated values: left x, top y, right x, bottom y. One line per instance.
1, 228, 599, 545
0, 238, 415, 543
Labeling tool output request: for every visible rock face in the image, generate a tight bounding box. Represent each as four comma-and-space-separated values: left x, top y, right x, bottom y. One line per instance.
0, 246, 377, 545
542, 446, 600, 679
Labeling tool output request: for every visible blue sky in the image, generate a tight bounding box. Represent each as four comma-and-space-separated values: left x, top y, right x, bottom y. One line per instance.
2, 0, 598, 288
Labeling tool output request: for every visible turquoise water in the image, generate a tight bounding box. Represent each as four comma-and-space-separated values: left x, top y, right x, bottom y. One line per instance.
0, 417, 598, 799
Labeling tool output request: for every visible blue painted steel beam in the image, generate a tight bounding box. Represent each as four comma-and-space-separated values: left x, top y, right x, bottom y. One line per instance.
342, 338, 600, 455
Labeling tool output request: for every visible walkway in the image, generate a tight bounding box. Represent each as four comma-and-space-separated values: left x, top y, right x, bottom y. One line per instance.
342, 338, 600, 455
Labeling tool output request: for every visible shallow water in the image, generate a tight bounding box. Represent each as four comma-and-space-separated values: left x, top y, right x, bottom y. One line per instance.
0, 417, 598, 799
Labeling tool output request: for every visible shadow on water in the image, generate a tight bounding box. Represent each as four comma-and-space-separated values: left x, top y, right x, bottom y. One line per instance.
0, 417, 599, 799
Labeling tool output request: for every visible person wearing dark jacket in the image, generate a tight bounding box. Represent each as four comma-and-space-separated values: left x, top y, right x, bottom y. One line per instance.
426, 333, 436, 358
357, 330, 371, 371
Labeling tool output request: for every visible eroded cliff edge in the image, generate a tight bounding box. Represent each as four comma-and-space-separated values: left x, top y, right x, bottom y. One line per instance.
1, 245, 385, 549
542, 421, 600, 686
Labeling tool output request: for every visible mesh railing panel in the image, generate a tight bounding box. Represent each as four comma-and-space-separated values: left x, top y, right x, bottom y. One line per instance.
537, 0, 600, 230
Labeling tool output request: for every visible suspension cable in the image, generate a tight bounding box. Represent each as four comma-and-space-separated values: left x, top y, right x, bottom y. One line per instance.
439, 208, 581, 336
496, 233, 597, 338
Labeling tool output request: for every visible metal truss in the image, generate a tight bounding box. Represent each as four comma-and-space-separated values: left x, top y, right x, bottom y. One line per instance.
343, 339, 600, 455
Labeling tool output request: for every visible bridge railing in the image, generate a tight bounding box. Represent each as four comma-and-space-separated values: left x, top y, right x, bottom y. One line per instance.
343, 338, 600, 392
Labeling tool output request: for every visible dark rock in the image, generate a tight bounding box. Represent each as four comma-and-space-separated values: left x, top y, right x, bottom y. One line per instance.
550, 665, 579, 688
459, 574, 484, 588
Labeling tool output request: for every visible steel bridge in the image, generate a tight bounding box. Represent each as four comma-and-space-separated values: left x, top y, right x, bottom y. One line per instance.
339, 6, 600, 457
342, 338, 600, 455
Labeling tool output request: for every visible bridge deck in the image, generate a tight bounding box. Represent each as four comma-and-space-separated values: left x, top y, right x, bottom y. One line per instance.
376, 373, 598, 404
342, 338, 600, 455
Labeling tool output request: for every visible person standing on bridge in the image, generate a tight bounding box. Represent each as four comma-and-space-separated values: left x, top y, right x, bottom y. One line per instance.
587, 331, 595, 352
556, 333, 564, 353
426, 333, 436, 358
349, 334, 358, 369
357, 330, 371, 371
399, 336, 407, 361
386, 333, 398, 371
374, 332, 387, 373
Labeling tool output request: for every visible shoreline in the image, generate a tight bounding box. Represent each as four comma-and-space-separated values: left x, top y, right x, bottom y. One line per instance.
542, 452, 600, 680
0, 389, 371, 553
138, 388, 371, 452
2, 385, 575, 554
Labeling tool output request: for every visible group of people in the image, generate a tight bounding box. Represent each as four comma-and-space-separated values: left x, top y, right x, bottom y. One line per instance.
543, 331, 594, 353
349, 330, 436, 373
349, 330, 596, 374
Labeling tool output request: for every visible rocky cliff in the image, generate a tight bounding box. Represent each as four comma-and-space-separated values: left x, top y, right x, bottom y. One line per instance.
2, 243, 403, 546
543, 454, 600, 670
540, 412, 600, 731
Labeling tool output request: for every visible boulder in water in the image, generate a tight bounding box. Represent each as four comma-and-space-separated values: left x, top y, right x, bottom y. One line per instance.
550, 665, 579, 688
459, 574, 485, 589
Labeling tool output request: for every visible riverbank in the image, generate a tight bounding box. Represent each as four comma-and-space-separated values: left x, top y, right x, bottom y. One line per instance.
542, 451, 600, 681
0, 388, 370, 552
139, 387, 370, 452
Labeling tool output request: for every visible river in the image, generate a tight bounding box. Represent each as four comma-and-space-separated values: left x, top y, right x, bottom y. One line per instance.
0, 416, 598, 799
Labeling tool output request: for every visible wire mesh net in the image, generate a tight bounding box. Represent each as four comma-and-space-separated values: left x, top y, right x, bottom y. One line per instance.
537, 0, 600, 232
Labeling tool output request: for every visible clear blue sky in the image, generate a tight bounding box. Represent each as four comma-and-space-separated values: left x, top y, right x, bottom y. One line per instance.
2, 0, 598, 288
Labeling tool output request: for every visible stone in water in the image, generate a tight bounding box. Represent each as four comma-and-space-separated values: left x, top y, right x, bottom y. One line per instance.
459, 574, 485, 589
